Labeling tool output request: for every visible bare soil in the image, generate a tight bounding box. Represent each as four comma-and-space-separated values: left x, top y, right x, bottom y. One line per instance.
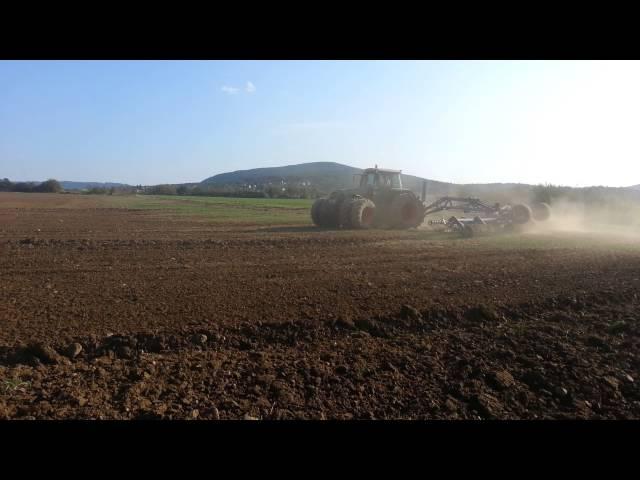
1, 193, 638, 419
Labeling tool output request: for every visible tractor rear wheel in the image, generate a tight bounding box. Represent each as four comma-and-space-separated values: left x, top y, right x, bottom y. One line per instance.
338, 200, 352, 228
311, 198, 324, 226
319, 198, 340, 228
350, 198, 376, 229
390, 193, 424, 229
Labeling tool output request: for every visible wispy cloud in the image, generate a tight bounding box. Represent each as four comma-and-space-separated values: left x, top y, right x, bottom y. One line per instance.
221, 81, 256, 95
221, 85, 240, 95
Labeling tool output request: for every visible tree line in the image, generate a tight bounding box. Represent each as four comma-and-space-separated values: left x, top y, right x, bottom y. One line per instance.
143, 183, 322, 199
0, 178, 62, 193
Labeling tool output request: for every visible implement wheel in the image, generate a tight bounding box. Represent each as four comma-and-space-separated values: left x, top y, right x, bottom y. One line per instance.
531, 202, 551, 222
511, 204, 532, 225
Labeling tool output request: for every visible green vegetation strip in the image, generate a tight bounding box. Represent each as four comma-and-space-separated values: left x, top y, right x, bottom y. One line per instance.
117, 195, 315, 224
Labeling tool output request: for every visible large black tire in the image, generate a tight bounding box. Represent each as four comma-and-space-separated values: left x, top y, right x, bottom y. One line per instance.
350, 198, 376, 229
390, 193, 424, 229
319, 198, 340, 228
531, 202, 551, 222
511, 204, 532, 225
311, 198, 324, 226
338, 200, 352, 228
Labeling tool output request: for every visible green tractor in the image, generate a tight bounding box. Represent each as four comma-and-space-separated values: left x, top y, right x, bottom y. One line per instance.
311, 167, 425, 229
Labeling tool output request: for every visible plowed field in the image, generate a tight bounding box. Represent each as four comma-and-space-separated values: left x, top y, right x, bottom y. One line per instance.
1, 193, 638, 419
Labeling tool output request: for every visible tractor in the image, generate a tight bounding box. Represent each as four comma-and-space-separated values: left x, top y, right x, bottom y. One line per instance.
310, 166, 552, 234
310, 167, 425, 229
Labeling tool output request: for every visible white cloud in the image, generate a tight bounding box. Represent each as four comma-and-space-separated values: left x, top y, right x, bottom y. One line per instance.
221, 82, 256, 95
221, 85, 240, 95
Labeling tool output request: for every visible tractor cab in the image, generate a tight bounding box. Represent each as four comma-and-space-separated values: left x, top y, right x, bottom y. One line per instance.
357, 167, 403, 190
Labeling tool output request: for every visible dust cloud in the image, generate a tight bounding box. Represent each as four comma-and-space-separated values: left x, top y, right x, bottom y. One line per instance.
529, 197, 640, 241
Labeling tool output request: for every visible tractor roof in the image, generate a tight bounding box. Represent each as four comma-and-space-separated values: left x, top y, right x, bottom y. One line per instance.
362, 167, 402, 174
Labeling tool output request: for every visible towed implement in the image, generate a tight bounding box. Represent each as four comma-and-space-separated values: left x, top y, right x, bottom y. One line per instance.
423, 196, 551, 237
311, 166, 551, 235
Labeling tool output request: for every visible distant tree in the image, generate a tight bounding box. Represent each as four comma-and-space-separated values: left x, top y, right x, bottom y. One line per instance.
36, 179, 62, 193
264, 185, 278, 198
176, 185, 189, 195
284, 185, 300, 198
109, 187, 115, 195
0, 178, 12, 192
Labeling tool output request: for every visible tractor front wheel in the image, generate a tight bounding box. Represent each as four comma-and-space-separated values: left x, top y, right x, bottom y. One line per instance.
390, 193, 424, 229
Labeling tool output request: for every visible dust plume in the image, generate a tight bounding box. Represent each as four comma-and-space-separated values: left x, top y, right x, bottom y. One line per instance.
529, 196, 640, 240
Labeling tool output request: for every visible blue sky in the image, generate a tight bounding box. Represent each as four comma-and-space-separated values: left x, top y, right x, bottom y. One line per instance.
1, 60, 638, 187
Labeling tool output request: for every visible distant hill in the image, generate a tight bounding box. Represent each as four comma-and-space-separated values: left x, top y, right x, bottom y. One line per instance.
202, 161, 453, 194
629, 185, 640, 191
201, 161, 534, 200
202, 162, 361, 192
61, 181, 130, 191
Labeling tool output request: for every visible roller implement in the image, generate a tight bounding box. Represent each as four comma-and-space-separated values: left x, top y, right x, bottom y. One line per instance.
423, 196, 551, 237
310, 167, 551, 235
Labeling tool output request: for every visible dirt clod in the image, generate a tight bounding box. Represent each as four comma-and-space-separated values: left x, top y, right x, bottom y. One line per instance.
603, 376, 620, 390
491, 370, 516, 390
65, 343, 83, 359
472, 393, 503, 418
190, 334, 208, 346
400, 304, 422, 321
27, 343, 62, 365
466, 305, 500, 323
